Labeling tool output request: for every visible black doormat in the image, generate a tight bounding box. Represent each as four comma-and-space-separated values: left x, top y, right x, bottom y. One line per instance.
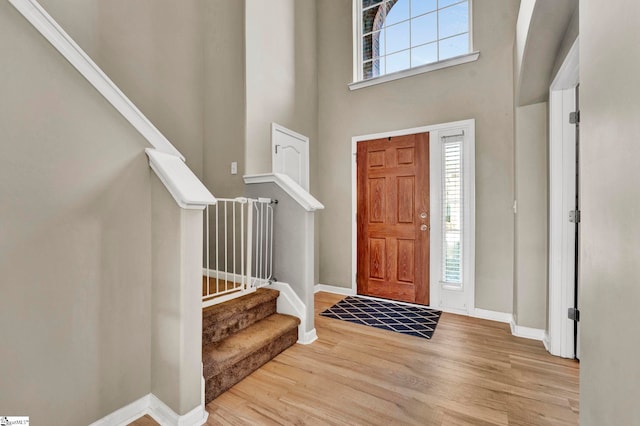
320, 296, 442, 339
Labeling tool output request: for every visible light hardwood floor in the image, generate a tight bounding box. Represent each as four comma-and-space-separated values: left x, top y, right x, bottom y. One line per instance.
132, 292, 579, 426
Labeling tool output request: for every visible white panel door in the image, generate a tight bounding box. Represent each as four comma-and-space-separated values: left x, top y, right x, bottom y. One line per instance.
549, 86, 578, 359
272, 123, 309, 191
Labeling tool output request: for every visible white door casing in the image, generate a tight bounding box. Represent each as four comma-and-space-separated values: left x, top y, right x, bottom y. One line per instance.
272, 123, 310, 191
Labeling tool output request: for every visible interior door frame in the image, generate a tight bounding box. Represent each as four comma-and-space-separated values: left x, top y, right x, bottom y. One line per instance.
351, 119, 476, 314
548, 37, 579, 358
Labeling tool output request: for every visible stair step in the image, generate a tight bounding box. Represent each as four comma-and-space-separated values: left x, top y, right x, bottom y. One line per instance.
202, 288, 279, 346
203, 313, 300, 403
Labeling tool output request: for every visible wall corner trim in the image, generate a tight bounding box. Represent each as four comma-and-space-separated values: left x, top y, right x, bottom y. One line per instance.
88, 394, 208, 426
8, 0, 185, 160
147, 149, 216, 210
300, 328, 318, 345
244, 173, 324, 212
510, 320, 546, 342
148, 394, 208, 426
470, 308, 513, 324
543, 332, 551, 352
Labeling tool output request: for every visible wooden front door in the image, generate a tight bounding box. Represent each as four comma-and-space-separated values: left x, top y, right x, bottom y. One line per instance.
357, 133, 430, 305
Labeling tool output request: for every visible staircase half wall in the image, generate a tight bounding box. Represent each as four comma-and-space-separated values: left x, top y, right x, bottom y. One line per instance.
245, 173, 324, 343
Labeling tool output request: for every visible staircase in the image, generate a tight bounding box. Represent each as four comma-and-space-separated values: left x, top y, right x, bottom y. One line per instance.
202, 288, 300, 403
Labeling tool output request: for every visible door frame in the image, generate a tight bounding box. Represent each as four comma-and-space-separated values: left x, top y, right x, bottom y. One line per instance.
351, 119, 476, 314
548, 37, 579, 358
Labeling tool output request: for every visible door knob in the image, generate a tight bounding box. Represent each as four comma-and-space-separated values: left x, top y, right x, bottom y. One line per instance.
420, 212, 427, 219
420, 224, 428, 231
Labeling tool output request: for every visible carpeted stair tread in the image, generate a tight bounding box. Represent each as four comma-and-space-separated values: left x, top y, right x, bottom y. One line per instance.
203, 313, 300, 379
202, 288, 279, 345
203, 288, 278, 321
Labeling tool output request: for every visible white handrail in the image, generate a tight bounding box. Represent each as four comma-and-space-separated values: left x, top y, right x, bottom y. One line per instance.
244, 173, 324, 212
146, 149, 216, 209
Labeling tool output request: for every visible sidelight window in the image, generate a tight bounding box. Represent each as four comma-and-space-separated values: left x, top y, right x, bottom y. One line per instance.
441, 135, 463, 285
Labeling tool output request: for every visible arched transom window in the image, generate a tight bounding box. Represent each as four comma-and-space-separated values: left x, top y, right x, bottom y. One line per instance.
358, 0, 472, 81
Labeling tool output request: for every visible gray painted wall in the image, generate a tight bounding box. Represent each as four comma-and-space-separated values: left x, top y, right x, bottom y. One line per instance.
203, 0, 246, 198
514, 102, 548, 329
579, 0, 640, 423
516, 0, 577, 106
244, 0, 319, 187
151, 177, 203, 415
38, 0, 206, 178
5, 1, 610, 421
202, 0, 247, 272
550, 4, 579, 82
317, 0, 519, 313
0, 3, 152, 423
512, 1, 577, 331
244, 0, 321, 286
246, 183, 316, 335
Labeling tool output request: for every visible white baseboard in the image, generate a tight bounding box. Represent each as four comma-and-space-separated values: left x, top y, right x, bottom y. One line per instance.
314, 283, 548, 345
89, 394, 149, 426
314, 283, 356, 296
436, 305, 472, 316
470, 308, 513, 324
89, 394, 208, 426
471, 309, 546, 343
267, 281, 312, 344
510, 320, 546, 341
299, 328, 318, 345
149, 394, 208, 426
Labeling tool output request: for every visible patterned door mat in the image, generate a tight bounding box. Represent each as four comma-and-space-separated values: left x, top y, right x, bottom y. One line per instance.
320, 296, 442, 339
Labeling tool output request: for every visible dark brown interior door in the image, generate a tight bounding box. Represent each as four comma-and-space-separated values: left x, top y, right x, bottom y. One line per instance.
357, 133, 429, 305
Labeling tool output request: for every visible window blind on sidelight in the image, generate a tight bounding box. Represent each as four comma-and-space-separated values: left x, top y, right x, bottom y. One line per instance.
441, 133, 464, 285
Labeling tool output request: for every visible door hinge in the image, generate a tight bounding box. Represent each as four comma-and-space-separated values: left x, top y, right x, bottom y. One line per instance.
569, 210, 581, 223
569, 110, 580, 124
274, 144, 280, 154
568, 307, 580, 321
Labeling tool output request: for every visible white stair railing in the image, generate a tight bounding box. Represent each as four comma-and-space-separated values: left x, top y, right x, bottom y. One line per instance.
203, 197, 275, 307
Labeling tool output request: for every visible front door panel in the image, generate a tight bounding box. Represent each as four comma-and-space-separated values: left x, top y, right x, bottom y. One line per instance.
357, 133, 429, 305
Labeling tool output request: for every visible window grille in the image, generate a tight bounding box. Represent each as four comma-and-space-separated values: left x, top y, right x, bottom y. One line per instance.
358, 0, 471, 80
